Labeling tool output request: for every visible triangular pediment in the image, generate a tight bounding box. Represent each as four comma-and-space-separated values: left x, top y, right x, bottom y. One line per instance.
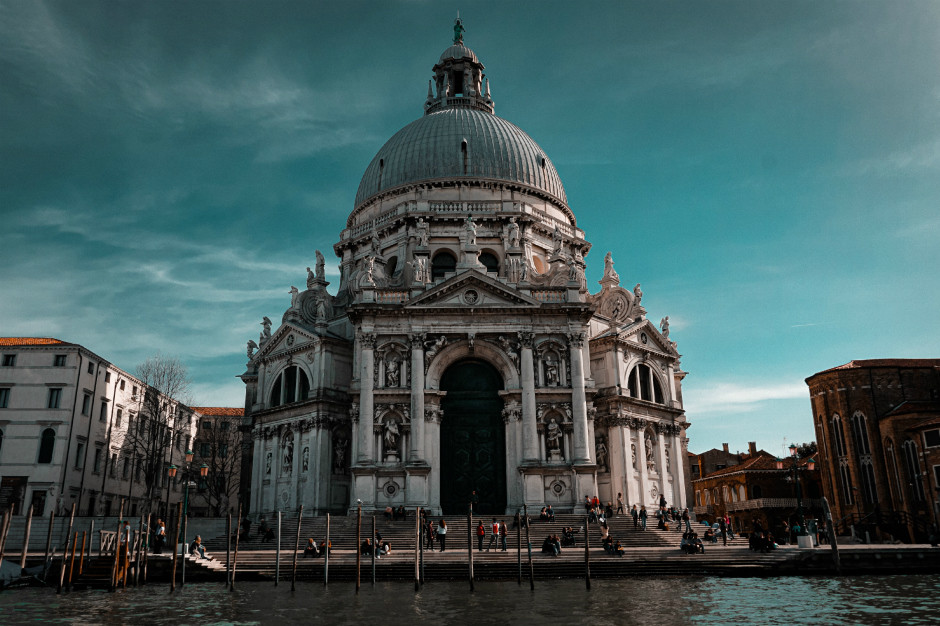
405, 270, 540, 309
620, 319, 677, 356
254, 322, 320, 361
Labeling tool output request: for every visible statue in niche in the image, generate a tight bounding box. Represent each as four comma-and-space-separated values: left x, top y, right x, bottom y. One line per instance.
645, 433, 655, 472
371, 229, 381, 254
415, 218, 430, 247
260, 316, 272, 344
283, 438, 294, 475
545, 361, 560, 387
384, 418, 400, 455
631, 443, 637, 468
497, 335, 519, 370
333, 437, 347, 474
506, 217, 521, 248
385, 358, 400, 387
464, 216, 477, 246
611, 296, 626, 320
574, 246, 584, 263
664, 447, 670, 471
545, 418, 562, 451
315, 250, 326, 280
362, 256, 376, 286
595, 437, 609, 471
519, 259, 528, 281
302, 446, 309, 472
634, 283, 643, 305
660, 316, 670, 339
265, 452, 272, 475
247, 339, 258, 360
552, 226, 563, 256
289, 286, 300, 308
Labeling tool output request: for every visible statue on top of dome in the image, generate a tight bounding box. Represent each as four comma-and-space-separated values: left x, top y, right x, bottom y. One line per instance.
464, 216, 477, 247
603, 252, 620, 284
315, 250, 326, 280
453, 17, 465, 44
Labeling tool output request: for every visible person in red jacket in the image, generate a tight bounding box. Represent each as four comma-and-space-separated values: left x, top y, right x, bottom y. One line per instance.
487, 518, 499, 551
476, 521, 486, 552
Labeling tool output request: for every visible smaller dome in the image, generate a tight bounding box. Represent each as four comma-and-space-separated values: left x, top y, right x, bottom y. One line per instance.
438, 44, 479, 65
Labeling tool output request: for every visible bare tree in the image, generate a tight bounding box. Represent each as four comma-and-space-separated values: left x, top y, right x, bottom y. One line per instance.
193, 416, 244, 516
122, 354, 192, 516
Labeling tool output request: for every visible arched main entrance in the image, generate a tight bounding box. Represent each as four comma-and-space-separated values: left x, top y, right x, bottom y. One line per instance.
440, 360, 506, 515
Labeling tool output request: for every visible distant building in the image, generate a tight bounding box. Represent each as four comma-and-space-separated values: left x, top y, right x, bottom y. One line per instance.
0, 337, 199, 517
190, 407, 245, 517
691, 442, 822, 536
806, 359, 940, 541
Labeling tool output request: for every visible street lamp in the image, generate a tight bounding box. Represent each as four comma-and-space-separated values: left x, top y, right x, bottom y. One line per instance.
776, 444, 815, 540
167, 450, 208, 588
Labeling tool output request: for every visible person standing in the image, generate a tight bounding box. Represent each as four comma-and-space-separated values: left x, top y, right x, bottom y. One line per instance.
154, 519, 166, 555
425, 518, 436, 550
476, 521, 486, 552
616, 493, 625, 516
631, 505, 639, 529
487, 518, 499, 552
437, 519, 447, 552
718, 516, 727, 546
499, 520, 508, 552
640, 506, 648, 530
682, 508, 692, 533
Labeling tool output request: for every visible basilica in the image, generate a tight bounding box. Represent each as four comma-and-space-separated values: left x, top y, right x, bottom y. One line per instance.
241, 23, 690, 516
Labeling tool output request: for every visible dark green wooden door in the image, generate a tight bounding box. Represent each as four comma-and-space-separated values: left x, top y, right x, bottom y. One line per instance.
440, 360, 505, 515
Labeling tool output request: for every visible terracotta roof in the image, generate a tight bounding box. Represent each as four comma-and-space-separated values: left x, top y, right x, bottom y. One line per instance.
0, 337, 69, 346
192, 407, 244, 417
810, 358, 940, 378
694, 450, 815, 481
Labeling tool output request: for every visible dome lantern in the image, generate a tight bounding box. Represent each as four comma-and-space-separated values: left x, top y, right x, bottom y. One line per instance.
426, 19, 493, 115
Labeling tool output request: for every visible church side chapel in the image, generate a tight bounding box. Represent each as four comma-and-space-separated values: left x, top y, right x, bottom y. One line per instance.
240, 21, 690, 516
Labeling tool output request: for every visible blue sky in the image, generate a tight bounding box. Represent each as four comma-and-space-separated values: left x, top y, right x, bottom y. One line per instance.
2, 1, 938, 456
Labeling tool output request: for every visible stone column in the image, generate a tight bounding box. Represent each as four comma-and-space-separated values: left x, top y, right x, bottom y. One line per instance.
672, 429, 687, 508
568, 333, 590, 463
292, 427, 302, 508
358, 332, 376, 464
636, 421, 649, 507
519, 332, 538, 462
409, 334, 425, 463
250, 432, 262, 513
656, 425, 668, 503
621, 421, 637, 505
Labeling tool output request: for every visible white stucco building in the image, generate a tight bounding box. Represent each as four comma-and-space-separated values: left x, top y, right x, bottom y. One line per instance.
0, 337, 199, 518
241, 25, 690, 516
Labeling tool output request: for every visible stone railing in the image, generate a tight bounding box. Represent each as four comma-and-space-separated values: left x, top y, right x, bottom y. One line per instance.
531, 289, 567, 303
725, 497, 824, 512
375, 290, 409, 304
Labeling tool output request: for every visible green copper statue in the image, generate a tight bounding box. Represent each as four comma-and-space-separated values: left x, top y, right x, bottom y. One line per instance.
453, 18, 465, 44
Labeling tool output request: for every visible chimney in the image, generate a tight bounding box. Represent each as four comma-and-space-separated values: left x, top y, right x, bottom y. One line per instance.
722, 443, 729, 453
748, 441, 757, 456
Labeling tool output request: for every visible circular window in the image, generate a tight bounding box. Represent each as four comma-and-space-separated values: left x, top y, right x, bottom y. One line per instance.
640, 333, 648, 344
384, 482, 399, 497
463, 289, 480, 305
551, 481, 566, 496
287, 335, 295, 346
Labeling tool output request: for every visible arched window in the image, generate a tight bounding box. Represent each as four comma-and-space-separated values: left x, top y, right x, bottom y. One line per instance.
478, 251, 499, 274
627, 364, 664, 403
431, 250, 456, 280
851, 412, 871, 455
902, 439, 925, 501
851, 412, 876, 503
38, 428, 56, 464
269, 366, 310, 408
831, 415, 847, 456
386, 256, 398, 278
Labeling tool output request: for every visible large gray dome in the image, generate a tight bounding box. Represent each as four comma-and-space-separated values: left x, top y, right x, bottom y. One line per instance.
354, 107, 568, 210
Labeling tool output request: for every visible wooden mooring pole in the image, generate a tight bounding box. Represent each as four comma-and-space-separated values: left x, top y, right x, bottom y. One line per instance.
355, 503, 361, 593
58, 503, 76, 594
517, 513, 522, 586
467, 504, 474, 592
78, 531, 87, 575
524, 504, 534, 590
19, 504, 34, 569
291, 505, 302, 591
226, 513, 232, 588
134, 515, 144, 586
0, 511, 12, 572
371, 515, 376, 586
169, 501, 181, 593
822, 497, 842, 575
42, 509, 56, 581
275, 510, 281, 586
414, 507, 420, 592
323, 513, 330, 586
67, 531, 77, 590
584, 515, 591, 590
111, 499, 125, 592
230, 503, 242, 592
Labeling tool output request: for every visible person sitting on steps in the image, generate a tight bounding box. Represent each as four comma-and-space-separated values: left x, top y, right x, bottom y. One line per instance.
189, 535, 208, 559
304, 538, 319, 558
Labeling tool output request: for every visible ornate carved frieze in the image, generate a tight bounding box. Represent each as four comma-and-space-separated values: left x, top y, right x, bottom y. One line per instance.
349, 402, 359, 423
517, 331, 535, 349
358, 332, 377, 350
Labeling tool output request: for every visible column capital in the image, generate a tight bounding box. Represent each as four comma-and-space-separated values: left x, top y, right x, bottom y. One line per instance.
358, 331, 377, 349
518, 331, 535, 349
409, 332, 426, 349
567, 332, 585, 349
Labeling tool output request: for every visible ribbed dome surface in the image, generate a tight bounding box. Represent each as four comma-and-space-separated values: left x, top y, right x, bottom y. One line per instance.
354, 108, 567, 209
438, 43, 479, 64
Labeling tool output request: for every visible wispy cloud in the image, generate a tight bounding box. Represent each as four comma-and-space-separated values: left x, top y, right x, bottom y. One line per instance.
684, 381, 807, 415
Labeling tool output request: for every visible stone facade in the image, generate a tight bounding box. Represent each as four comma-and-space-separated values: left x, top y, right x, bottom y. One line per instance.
806, 359, 940, 540
240, 31, 690, 516
0, 337, 199, 518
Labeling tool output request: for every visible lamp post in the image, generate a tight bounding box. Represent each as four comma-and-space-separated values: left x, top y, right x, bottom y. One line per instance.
167, 450, 208, 588
776, 444, 815, 539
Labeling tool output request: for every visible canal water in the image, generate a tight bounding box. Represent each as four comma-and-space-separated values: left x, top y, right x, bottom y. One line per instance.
1, 576, 938, 625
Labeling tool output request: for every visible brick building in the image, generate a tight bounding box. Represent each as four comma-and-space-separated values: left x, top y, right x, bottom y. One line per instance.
806, 359, 940, 541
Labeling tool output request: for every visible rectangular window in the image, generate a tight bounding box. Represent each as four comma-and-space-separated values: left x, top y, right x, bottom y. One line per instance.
99, 400, 108, 421
186, 434, 191, 451
74, 442, 85, 469
120, 380, 125, 391
220, 421, 230, 431
200, 442, 211, 457
81, 393, 91, 416
48, 388, 62, 409
0, 388, 9, 408
110, 453, 117, 477
132, 385, 138, 397
925, 429, 940, 448
93, 448, 102, 474
2, 354, 15, 367
135, 458, 142, 482
105, 371, 111, 383
116, 408, 123, 427
219, 444, 228, 457
122, 457, 129, 479
87, 362, 94, 374
54, 354, 67, 367
203, 421, 212, 430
